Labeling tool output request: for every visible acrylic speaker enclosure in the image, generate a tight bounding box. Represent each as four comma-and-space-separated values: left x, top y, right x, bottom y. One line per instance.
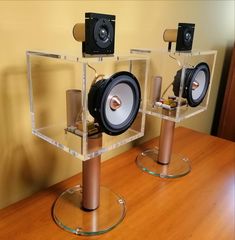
27, 51, 148, 161
131, 48, 217, 178
27, 50, 148, 235
131, 49, 216, 122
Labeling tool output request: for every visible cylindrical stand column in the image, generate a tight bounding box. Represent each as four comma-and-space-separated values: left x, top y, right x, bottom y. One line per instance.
82, 133, 102, 211
157, 119, 175, 165
53, 130, 126, 235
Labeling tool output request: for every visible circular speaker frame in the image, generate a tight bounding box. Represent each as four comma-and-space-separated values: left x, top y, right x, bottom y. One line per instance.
173, 62, 210, 107
88, 71, 141, 136
94, 18, 114, 49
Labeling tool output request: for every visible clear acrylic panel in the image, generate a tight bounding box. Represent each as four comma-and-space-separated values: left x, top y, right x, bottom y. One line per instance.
27, 51, 149, 160
130, 49, 217, 122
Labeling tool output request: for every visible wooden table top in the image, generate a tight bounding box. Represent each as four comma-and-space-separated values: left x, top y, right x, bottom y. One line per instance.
0, 127, 234, 240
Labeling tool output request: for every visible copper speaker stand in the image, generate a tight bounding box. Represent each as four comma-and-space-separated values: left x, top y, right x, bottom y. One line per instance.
52, 134, 126, 235
136, 119, 191, 178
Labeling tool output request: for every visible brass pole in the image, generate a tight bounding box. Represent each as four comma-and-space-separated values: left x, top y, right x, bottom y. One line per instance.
157, 119, 175, 165
82, 133, 102, 211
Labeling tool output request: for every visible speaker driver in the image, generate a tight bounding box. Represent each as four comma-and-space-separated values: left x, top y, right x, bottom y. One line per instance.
173, 62, 210, 107
176, 23, 195, 51
94, 18, 114, 49
88, 71, 141, 135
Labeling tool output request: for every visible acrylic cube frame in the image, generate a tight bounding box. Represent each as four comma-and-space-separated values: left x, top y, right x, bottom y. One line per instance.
27, 51, 149, 161
131, 49, 217, 122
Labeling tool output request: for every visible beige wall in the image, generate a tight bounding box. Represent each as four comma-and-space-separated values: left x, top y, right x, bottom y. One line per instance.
0, 1, 234, 208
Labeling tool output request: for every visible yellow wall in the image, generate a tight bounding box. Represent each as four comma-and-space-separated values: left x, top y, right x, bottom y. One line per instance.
0, 1, 234, 208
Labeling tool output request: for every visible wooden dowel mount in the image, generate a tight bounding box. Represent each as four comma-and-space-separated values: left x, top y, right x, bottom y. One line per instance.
73, 23, 85, 42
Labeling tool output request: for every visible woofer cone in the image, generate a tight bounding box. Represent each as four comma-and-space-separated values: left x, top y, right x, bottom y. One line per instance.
173, 62, 210, 107
88, 71, 141, 135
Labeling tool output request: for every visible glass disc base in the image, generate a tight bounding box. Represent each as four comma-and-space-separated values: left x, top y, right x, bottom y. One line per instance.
136, 148, 191, 178
53, 185, 126, 236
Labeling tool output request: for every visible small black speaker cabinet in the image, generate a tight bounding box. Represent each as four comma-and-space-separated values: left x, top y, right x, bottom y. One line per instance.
176, 23, 195, 51
83, 12, 115, 56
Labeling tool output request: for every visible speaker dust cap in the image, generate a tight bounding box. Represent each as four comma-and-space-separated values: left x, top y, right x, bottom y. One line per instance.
88, 71, 141, 135
173, 62, 210, 107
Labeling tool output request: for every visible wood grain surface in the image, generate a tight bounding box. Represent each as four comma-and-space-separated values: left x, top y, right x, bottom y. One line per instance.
0, 127, 234, 240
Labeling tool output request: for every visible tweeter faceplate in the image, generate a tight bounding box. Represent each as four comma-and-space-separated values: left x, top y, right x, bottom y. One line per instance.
176, 23, 195, 51
83, 12, 115, 55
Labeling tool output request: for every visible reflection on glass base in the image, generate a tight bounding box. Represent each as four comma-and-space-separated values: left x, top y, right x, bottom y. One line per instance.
136, 148, 191, 178
53, 185, 126, 235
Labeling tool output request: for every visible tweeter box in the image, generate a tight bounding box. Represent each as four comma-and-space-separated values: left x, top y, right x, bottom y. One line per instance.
84, 13, 115, 55
27, 51, 149, 160
73, 12, 115, 56
163, 23, 195, 52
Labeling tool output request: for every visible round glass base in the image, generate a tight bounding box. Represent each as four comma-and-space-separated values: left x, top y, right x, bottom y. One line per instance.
136, 148, 191, 178
53, 185, 126, 235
